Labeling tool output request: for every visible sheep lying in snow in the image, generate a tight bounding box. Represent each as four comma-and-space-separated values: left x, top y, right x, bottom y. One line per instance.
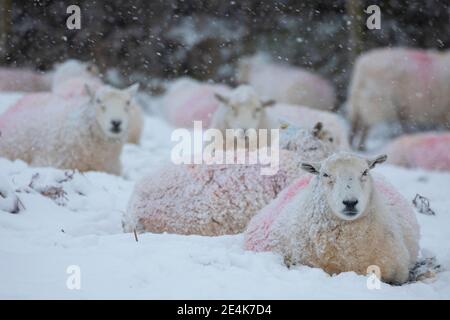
266, 104, 350, 150
210, 85, 275, 149
123, 124, 338, 236
51, 60, 143, 144
211, 85, 349, 150
0, 67, 51, 92
383, 132, 450, 171
237, 53, 336, 111
0, 84, 139, 175
0, 174, 20, 214
348, 47, 450, 149
244, 152, 420, 284
163, 77, 231, 127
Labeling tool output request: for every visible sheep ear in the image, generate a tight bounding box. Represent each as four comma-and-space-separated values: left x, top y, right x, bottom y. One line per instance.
367, 154, 387, 169
126, 83, 139, 96
312, 122, 323, 137
84, 84, 95, 100
86, 62, 97, 74
301, 162, 320, 175
262, 99, 276, 107
214, 93, 229, 104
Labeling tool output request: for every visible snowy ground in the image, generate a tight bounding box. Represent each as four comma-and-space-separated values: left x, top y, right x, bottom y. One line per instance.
0, 93, 449, 299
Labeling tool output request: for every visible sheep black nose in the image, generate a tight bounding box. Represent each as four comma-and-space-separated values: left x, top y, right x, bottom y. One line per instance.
343, 199, 358, 208
111, 120, 122, 129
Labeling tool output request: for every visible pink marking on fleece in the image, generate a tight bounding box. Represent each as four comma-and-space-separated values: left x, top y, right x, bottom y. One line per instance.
374, 177, 419, 236
408, 134, 450, 170
244, 174, 312, 252
173, 87, 218, 127
408, 50, 433, 84
0, 93, 52, 128
245, 175, 419, 253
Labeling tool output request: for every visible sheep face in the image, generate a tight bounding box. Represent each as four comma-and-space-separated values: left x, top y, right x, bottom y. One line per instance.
302, 153, 387, 221
89, 84, 139, 140
215, 85, 274, 135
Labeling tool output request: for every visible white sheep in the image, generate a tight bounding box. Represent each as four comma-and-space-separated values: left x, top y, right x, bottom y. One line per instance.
348, 47, 450, 149
266, 104, 350, 150
211, 86, 349, 150
237, 53, 336, 111
210, 85, 275, 149
123, 124, 337, 236
51, 60, 144, 145
0, 174, 20, 214
244, 152, 420, 284
0, 84, 139, 175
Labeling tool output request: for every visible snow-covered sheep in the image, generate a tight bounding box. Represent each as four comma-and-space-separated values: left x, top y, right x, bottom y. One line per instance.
237, 53, 336, 111
0, 174, 20, 214
210, 85, 275, 131
383, 132, 450, 171
266, 104, 350, 150
50, 60, 143, 145
162, 77, 231, 127
0, 84, 139, 175
0, 67, 51, 92
210, 85, 275, 149
123, 124, 338, 236
210, 85, 348, 150
348, 47, 450, 149
244, 152, 420, 284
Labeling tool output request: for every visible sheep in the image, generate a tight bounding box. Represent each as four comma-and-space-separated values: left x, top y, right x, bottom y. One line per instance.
211, 85, 349, 150
50, 60, 143, 144
210, 85, 275, 149
348, 47, 450, 149
266, 103, 350, 150
123, 123, 338, 236
237, 53, 336, 111
0, 84, 139, 175
244, 152, 420, 284
162, 77, 231, 127
0, 67, 51, 92
383, 132, 450, 171
0, 174, 20, 214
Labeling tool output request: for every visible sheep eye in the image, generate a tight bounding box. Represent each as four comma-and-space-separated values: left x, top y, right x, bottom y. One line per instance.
328, 137, 334, 142
362, 170, 369, 176
323, 173, 329, 178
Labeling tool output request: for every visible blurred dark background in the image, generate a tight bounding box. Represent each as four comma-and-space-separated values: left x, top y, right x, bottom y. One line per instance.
0, 0, 449, 102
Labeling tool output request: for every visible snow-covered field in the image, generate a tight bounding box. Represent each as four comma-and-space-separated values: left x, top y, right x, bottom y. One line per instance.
0, 93, 449, 299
